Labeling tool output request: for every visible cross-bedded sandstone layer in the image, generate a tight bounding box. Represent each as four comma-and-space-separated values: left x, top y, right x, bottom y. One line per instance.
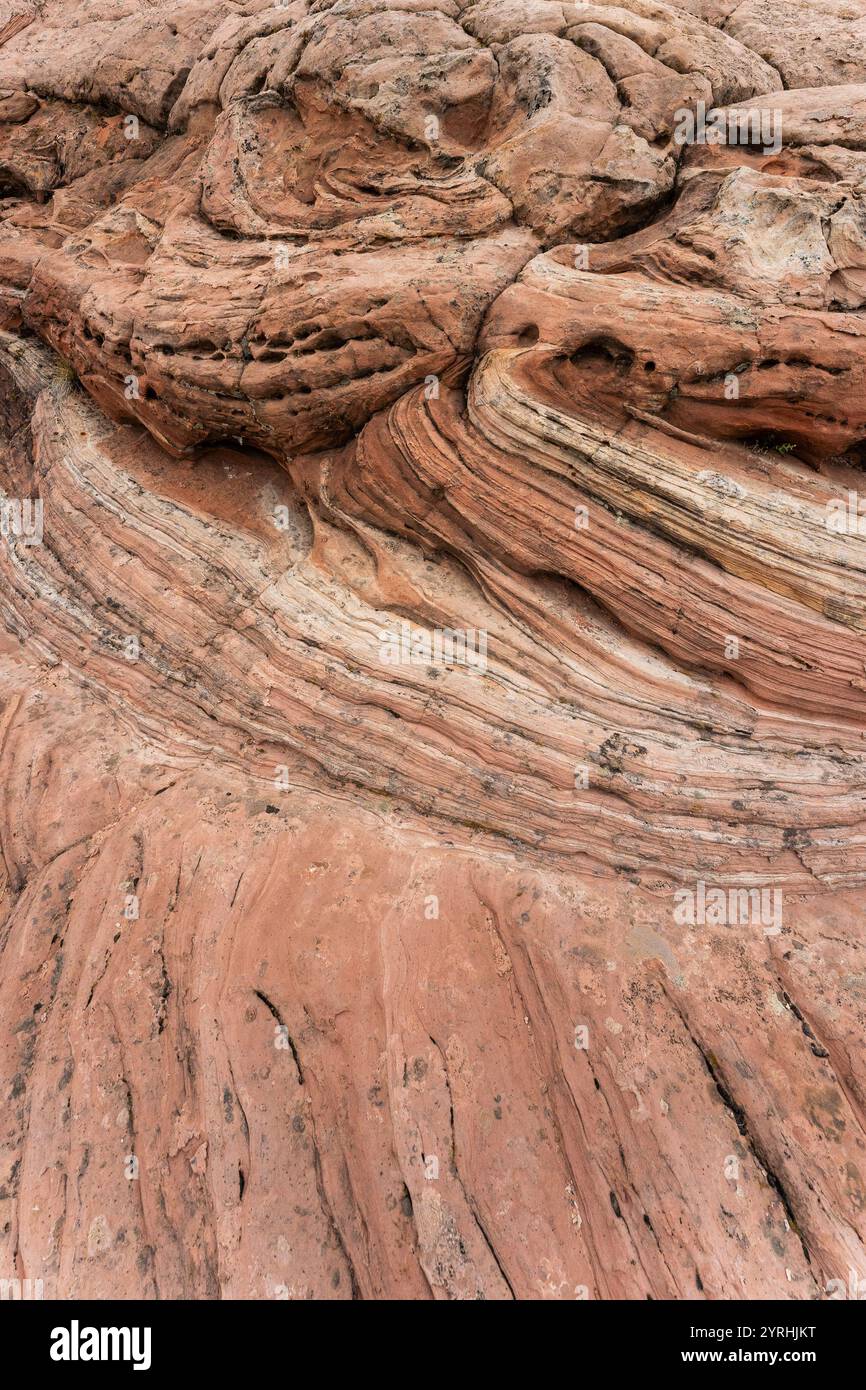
1, 0, 865, 1301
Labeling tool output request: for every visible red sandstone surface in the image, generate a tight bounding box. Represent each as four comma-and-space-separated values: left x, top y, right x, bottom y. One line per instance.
1, 0, 866, 1301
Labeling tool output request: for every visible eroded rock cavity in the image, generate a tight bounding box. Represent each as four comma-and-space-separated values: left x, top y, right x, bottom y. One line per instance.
1, 0, 866, 1301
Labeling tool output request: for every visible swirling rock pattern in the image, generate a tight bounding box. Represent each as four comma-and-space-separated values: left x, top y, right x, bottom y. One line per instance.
1, 0, 865, 1301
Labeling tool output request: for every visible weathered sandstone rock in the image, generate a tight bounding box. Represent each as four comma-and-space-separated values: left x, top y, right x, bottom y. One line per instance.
1, 0, 865, 1302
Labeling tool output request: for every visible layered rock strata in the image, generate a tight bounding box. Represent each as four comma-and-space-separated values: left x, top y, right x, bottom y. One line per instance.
0, 0, 865, 1301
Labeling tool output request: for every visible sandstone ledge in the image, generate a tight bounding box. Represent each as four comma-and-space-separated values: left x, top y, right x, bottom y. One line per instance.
1, 0, 865, 1301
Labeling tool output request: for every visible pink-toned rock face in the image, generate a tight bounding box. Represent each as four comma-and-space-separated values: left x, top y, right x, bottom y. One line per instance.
1, 0, 866, 1303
